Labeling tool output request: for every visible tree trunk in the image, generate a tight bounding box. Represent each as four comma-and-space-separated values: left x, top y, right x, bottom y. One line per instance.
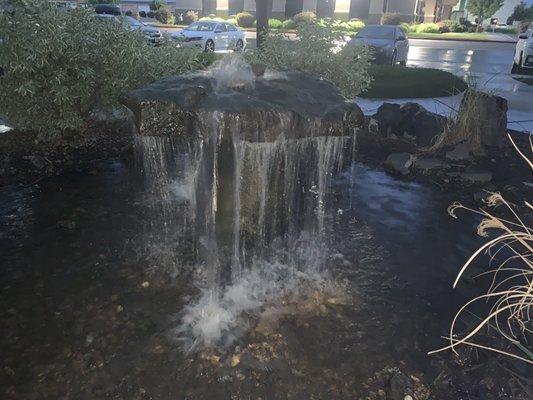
255, 0, 272, 49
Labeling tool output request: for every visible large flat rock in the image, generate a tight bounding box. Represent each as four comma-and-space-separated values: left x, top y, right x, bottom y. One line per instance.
120, 69, 364, 142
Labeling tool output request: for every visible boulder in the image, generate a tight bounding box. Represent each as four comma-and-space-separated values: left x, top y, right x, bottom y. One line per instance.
445, 141, 472, 162
384, 153, 414, 175
456, 91, 507, 150
388, 370, 414, 400
460, 167, 492, 184
120, 70, 364, 142
413, 157, 450, 173
371, 102, 447, 147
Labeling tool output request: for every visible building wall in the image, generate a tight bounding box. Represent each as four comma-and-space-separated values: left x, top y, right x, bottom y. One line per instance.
118, 0, 457, 22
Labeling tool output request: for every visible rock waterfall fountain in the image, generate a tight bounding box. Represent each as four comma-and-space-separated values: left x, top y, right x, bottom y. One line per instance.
120, 56, 364, 348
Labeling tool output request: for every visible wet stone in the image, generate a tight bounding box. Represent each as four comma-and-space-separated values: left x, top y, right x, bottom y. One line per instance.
413, 158, 450, 173
384, 153, 414, 175
120, 70, 364, 142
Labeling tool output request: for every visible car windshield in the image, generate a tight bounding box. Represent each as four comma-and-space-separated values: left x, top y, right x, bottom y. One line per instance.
185, 22, 216, 32
124, 16, 143, 27
356, 26, 395, 39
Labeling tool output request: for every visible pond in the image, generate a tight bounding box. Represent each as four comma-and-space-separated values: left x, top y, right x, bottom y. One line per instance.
2, 154, 511, 400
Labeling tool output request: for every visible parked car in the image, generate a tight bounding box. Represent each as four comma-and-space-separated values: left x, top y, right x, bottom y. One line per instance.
95, 14, 163, 45
94, 4, 121, 16
348, 25, 409, 66
512, 27, 533, 73
171, 21, 246, 52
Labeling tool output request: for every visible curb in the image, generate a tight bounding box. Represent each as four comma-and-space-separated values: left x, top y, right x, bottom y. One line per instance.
409, 37, 517, 44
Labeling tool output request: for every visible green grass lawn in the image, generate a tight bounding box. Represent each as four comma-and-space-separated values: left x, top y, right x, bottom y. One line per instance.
361, 66, 468, 99
407, 32, 489, 41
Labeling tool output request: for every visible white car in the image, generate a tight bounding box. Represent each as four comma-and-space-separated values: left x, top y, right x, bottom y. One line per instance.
512, 27, 533, 73
171, 21, 246, 52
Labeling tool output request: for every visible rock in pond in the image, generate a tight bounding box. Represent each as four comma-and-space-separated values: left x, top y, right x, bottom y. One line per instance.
384, 153, 414, 175
370, 102, 447, 147
413, 157, 450, 173
460, 167, 492, 184
120, 69, 364, 142
445, 141, 472, 162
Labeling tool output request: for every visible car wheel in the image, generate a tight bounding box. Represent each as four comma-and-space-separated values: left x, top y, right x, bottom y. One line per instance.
205, 39, 215, 53
390, 50, 397, 66
511, 60, 518, 74
235, 39, 244, 52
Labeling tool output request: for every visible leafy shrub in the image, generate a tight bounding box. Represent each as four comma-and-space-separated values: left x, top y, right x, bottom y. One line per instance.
208, 14, 216, 18
416, 23, 440, 33
147, 11, 155, 18
125, 10, 132, 16
149, 0, 165, 11
0, 5, 204, 137
236, 12, 254, 28
491, 27, 517, 34
436, 21, 450, 33
183, 10, 198, 24
443, 19, 462, 32
400, 22, 412, 33
245, 23, 372, 98
293, 11, 316, 25
381, 12, 402, 25
346, 19, 365, 32
518, 21, 531, 33
139, 11, 146, 18
268, 18, 283, 29
226, 18, 237, 26
155, 7, 175, 24
282, 19, 296, 29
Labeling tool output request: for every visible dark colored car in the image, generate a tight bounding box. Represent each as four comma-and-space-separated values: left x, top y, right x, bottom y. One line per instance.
348, 25, 409, 65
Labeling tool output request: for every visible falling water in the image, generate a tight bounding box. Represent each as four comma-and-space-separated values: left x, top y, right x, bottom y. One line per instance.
132, 56, 358, 349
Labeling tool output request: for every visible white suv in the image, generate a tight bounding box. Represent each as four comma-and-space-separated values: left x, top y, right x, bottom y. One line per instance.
512, 27, 533, 73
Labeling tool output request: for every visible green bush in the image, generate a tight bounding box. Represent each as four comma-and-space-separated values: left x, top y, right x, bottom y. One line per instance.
443, 20, 462, 32
236, 12, 254, 28
416, 23, 440, 33
183, 10, 198, 24
155, 7, 175, 24
491, 27, 517, 34
293, 11, 316, 25
245, 23, 372, 98
147, 11, 155, 18
346, 19, 365, 32
400, 22, 412, 33
149, 0, 165, 11
381, 13, 402, 25
268, 18, 283, 29
282, 19, 296, 29
125, 10, 132, 16
226, 18, 237, 25
0, 5, 205, 137
139, 11, 146, 18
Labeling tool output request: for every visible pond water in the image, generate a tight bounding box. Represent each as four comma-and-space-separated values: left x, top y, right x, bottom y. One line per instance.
0, 157, 523, 400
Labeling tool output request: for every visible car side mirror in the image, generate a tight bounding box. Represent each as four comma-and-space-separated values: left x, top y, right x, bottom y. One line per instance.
397, 37, 406, 41
518, 34, 528, 39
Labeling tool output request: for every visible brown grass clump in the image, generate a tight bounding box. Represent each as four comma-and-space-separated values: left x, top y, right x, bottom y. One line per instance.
431, 88, 508, 156
429, 134, 533, 365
